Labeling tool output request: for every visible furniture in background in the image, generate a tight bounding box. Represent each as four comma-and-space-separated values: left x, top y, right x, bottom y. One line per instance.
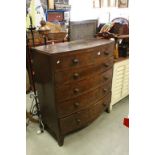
46, 9, 70, 41
46, 0, 71, 35
31, 38, 115, 146
111, 17, 129, 58
113, 34, 129, 59
46, 9, 70, 24
69, 19, 98, 41
46, 0, 71, 42
46, 10, 64, 22
109, 58, 129, 111
47, 31, 67, 42
26, 30, 44, 46
96, 17, 129, 59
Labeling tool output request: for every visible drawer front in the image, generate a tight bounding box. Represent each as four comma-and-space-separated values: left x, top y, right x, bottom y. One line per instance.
92, 44, 114, 64
55, 57, 114, 86
55, 68, 113, 102
59, 93, 111, 134
53, 45, 113, 71
57, 81, 112, 117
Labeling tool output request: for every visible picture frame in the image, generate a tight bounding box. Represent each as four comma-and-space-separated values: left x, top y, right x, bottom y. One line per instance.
118, 0, 128, 8
93, 0, 101, 8
108, 0, 116, 7
101, 0, 117, 8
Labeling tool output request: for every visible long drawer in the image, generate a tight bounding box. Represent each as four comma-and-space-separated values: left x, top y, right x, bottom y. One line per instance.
55, 68, 113, 102
54, 57, 114, 86
59, 93, 111, 134
57, 81, 112, 117
56, 80, 111, 103
52, 44, 114, 71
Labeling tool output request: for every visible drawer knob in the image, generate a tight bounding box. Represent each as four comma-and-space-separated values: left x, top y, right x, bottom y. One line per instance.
97, 51, 101, 56
103, 88, 108, 92
72, 58, 79, 64
73, 73, 79, 79
74, 102, 80, 107
76, 119, 81, 124
104, 76, 108, 80
56, 60, 60, 64
104, 63, 109, 67
74, 88, 79, 94
104, 51, 109, 55
102, 102, 107, 106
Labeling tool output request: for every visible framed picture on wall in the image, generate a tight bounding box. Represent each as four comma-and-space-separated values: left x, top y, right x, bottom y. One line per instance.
93, 0, 101, 8
101, 0, 117, 7
108, 0, 116, 7
118, 0, 128, 8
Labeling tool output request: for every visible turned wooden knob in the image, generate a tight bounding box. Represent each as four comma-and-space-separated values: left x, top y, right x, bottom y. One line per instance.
103, 76, 108, 80
73, 73, 79, 79
104, 63, 109, 67
74, 88, 79, 94
56, 60, 60, 64
103, 88, 108, 92
104, 51, 109, 55
72, 58, 79, 64
76, 119, 81, 124
74, 102, 80, 107
97, 51, 101, 56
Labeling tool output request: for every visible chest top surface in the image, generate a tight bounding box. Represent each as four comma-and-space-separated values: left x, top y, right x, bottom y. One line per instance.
31, 38, 114, 55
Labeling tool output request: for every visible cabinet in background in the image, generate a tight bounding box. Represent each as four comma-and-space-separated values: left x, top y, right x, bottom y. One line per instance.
109, 58, 129, 111
46, 9, 70, 34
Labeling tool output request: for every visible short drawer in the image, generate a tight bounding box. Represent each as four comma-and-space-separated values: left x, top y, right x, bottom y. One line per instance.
59, 93, 111, 134
57, 81, 112, 117
55, 68, 113, 102
92, 44, 114, 64
55, 57, 114, 86
52, 44, 114, 71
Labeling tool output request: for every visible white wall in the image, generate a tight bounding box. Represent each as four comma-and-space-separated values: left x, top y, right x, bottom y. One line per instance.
108, 8, 129, 21
69, 0, 129, 24
69, 0, 99, 21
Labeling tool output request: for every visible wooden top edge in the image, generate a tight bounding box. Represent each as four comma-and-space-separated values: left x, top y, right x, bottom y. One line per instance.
31, 38, 115, 55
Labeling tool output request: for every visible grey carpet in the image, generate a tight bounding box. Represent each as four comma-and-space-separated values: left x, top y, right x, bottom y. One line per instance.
26, 95, 129, 155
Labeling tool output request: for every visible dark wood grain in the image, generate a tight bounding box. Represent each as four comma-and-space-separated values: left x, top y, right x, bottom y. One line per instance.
51, 43, 114, 71
31, 52, 61, 141
31, 38, 114, 55
55, 68, 113, 102
54, 57, 114, 85
60, 92, 111, 134
57, 80, 112, 118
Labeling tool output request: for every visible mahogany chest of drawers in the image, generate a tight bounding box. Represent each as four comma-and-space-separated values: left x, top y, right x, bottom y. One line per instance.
31, 38, 115, 146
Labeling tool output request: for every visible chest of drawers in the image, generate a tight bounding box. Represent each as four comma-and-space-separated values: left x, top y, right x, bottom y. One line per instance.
31, 38, 115, 146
